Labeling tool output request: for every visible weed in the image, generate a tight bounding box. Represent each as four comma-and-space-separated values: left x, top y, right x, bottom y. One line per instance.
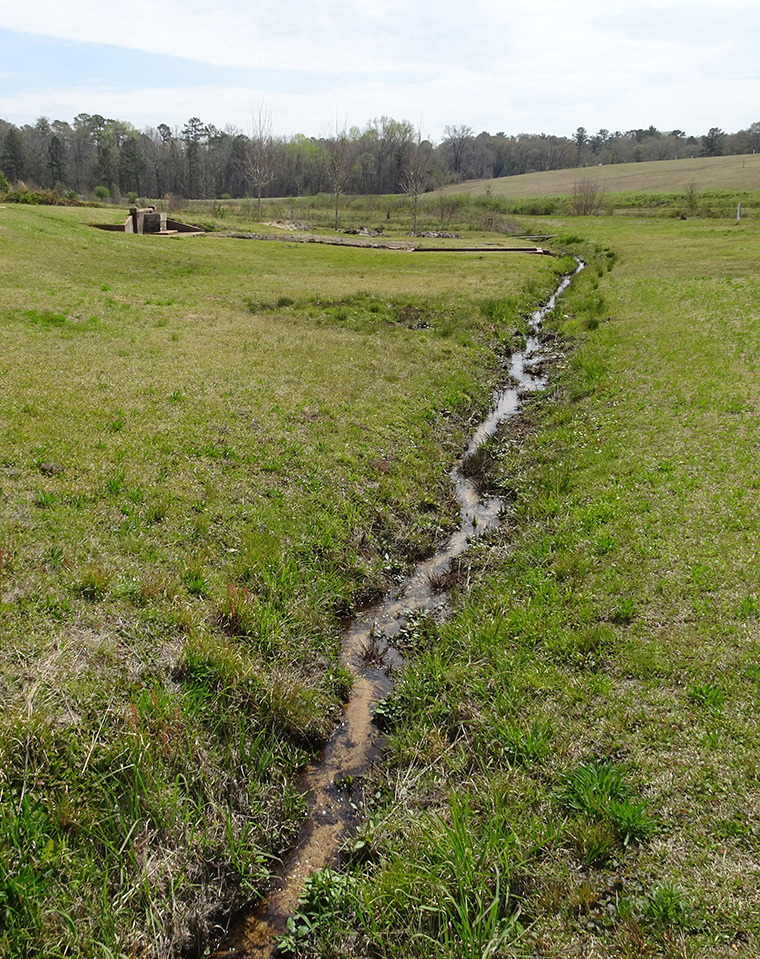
373, 694, 405, 731
593, 532, 616, 555
182, 566, 209, 597
559, 759, 656, 855
45, 545, 64, 567
33, 490, 56, 508
394, 610, 438, 652
494, 721, 551, 766
746, 664, 760, 684
352, 790, 523, 957
568, 818, 618, 866
145, 490, 172, 523
688, 681, 725, 713
738, 595, 758, 619
607, 799, 658, 846
611, 597, 637, 624
22, 308, 66, 327
643, 883, 692, 929
108, 411, 126, 433
560, 759, 629, 817
278, 869, 358, 955
219, 582, 258, 636
73, 564, 110, 599
105, 469, 125, 495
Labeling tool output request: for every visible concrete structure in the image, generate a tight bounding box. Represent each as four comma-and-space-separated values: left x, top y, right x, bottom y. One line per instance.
95, 206, 205, 235
126, 205, 167, 234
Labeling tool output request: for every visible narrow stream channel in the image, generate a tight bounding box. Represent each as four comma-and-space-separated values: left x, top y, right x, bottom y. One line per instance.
213, 258, 584, 958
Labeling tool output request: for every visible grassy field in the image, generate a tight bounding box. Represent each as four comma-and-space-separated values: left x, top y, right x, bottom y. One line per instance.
284, 215, 760, 957
3, 200, 759, 959
442, 153, 760, 198
162, 156, 760, 236
0, 204, 568, 957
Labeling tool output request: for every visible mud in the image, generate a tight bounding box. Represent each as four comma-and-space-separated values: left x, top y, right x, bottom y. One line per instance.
213, 259, 584, 958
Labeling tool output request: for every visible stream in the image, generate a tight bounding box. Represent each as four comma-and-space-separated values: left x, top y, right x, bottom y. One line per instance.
213, 258, 584, 958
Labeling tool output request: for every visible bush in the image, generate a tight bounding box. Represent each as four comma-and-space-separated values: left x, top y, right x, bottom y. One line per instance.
0, 169, 9, 195
94, 185, 110, 200
570, 177, 605, 215
6, 188, 75, 206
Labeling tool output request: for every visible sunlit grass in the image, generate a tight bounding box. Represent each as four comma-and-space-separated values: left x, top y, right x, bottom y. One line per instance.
314, 217, 760, 958
0, 203, 561, 957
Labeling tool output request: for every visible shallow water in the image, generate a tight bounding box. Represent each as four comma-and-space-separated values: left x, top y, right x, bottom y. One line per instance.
213, 260, 583, 957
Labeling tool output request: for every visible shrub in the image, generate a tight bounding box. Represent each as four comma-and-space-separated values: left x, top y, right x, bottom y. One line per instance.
94, 185, 110, 200
570, 177, 605, 215
0, 169, 9, 195
7, 188, 63, 206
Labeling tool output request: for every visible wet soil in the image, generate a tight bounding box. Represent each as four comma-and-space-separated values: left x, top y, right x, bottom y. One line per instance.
213, 260, 583, 958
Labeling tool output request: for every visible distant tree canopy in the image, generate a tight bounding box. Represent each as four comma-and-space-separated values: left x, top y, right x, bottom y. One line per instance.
0, 113, 757, 200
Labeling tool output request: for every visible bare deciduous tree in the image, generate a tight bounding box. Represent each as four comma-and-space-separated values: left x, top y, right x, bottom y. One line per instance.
326, 126, 355, 230
246, 106, 278, 222
570, 177, 604, 215
442, 124, 473, 177
401, 129, 432, 232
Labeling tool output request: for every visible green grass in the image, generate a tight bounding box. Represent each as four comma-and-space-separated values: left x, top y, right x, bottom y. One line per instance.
5, 202, 760, 959
304, 216, 760, 958
0, 203, 563, 957
135, 159, 760, 236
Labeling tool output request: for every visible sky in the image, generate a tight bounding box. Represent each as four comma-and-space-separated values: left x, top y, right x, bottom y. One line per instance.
1, 0, 758, 142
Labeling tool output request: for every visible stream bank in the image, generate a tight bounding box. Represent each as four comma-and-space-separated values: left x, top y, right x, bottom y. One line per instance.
214, 258, 584, 958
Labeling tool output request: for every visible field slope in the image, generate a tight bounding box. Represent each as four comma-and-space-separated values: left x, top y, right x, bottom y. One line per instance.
299, 216, 760, 958
442, 152, 760, 198
0, 204, 564, 957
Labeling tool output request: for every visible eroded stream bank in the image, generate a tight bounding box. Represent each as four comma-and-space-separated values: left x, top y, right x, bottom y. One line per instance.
214, 258, 584, 958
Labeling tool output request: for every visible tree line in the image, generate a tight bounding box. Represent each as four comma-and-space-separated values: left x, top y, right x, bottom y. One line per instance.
1, 112, 758, 201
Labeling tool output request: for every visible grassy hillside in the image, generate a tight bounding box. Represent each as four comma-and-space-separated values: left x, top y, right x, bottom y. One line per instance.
0, 204, 564, 958
4, 200, 759, 959
443, 152, 760, 198
292, 216, 760, 958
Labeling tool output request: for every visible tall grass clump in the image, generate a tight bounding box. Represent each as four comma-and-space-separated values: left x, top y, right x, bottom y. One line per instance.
343, 791, 524, 958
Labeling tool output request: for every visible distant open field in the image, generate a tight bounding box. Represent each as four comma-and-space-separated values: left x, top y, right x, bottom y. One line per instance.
442, 152, 760, 198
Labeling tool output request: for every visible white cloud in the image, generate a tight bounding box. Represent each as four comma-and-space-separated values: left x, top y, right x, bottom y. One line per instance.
5, 0, 440, 73
2, 1, 759, 137
4, 0, 752, 75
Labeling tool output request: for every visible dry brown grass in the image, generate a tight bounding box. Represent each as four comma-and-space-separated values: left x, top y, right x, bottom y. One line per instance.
440, 153, 760, 198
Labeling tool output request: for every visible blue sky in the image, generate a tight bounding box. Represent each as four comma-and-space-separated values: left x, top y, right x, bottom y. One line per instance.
1, 0, 758, 140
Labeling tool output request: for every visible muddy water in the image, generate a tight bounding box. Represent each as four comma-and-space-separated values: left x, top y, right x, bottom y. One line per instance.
214, 260, 583, 958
